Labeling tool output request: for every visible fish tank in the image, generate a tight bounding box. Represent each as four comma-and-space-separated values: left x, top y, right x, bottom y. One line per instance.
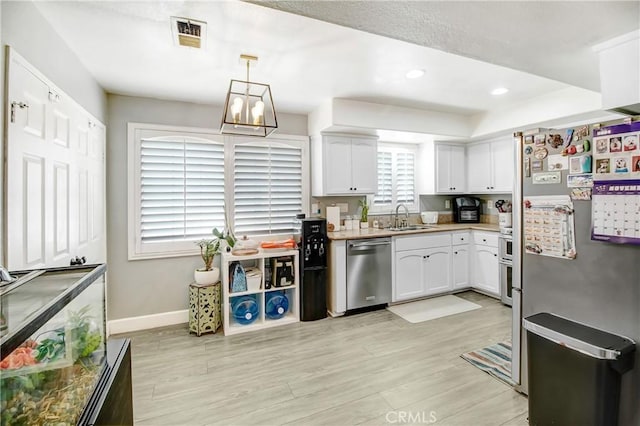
0, 264, 107, 425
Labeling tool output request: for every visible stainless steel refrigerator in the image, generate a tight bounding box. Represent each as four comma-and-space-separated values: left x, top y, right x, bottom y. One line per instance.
513, 120, 640, 425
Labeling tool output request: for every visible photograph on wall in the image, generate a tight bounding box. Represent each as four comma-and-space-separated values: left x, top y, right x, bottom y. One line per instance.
595, 137, 609, 154
610, 137, 623, 153
614, 157, 630, 174
596, 158, 610, 174
623, 134, 638, 152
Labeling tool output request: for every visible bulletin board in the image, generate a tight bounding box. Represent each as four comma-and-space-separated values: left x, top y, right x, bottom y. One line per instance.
523, 195, 577, 259
591, 179, 640, 245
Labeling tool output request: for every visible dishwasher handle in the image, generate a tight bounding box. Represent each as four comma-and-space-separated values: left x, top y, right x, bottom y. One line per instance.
348, 240, 391, 249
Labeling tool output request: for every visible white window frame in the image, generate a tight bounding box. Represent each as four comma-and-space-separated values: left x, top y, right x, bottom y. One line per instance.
369, 142, 419, 215
128, 122, 310, 260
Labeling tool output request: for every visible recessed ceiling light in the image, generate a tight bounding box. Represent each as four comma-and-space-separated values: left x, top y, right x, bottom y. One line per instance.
406, 69, 425, 79
491, 87, 509, 96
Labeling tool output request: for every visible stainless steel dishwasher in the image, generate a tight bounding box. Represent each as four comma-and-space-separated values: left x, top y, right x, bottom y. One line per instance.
346, 237, 392, 310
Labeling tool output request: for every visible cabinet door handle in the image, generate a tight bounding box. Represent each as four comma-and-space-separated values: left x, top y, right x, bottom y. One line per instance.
494, 253, 497, 257
454, 251, 458, 255
354, 187, 357, 191
482, 239, 486, 242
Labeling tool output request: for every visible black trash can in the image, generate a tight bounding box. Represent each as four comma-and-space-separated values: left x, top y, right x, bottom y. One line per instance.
524, 313, 635, 426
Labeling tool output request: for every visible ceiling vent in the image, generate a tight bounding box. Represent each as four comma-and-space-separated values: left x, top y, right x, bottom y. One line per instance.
171, 16, 207, 49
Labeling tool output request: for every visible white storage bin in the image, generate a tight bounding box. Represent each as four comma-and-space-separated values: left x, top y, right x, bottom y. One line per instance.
245, 267, 262, 291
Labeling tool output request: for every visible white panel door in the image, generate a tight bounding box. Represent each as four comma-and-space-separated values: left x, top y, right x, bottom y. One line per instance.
467, 143, 492, 193
350, 138, 377, 194
324, 136, 352, 194
452, 246, 470, 289
473, 246, 500, 295
7, 61, 50, 269
491, 140, 514, 193
6, 53, 106, 269
394, 250, 425, 301
423, 247, 452, 295
448, 146, 466, 193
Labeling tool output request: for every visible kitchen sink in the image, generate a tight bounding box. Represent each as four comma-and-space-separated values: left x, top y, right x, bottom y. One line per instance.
386, 225, 436, 231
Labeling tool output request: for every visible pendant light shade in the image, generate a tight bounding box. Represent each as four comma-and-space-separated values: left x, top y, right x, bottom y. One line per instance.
220, 54, 278, 137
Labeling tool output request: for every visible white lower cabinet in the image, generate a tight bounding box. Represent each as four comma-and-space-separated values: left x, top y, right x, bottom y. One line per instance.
471, 231, 500, 296
394, 233, 453, 302
452, 246, 470, 289
395, 250, 427, 301
423, 247, 452, 295
392, 230, 500, 303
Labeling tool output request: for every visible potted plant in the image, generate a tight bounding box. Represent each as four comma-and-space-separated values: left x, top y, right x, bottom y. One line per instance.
194, 238, 221, 285
359, 198, 369, 229
212, 205, 237, 251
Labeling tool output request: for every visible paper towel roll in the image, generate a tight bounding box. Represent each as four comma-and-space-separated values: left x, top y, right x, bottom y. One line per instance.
325, 206, 340, 232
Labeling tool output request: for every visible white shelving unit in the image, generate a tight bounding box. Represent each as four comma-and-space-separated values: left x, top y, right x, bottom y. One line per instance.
221, 249, 300, 336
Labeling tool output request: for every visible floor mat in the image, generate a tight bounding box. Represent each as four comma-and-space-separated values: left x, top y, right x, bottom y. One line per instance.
387, 295, 481, 323
461, 340, 516, 387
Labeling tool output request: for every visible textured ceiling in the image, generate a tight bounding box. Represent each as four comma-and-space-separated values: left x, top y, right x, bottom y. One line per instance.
252, 1, 640, 92
33, 0, 579, 116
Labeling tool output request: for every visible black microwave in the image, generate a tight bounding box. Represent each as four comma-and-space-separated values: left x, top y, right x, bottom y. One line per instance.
452, 197, 481, 223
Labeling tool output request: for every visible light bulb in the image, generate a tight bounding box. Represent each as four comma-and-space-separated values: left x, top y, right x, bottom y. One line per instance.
230, 98, 243, 123
251, 105, 264, 126
254, 100, 265, 114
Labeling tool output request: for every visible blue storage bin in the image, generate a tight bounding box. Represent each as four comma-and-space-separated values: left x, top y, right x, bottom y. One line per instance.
265, 291, 289, 320
232, 295, 259, 325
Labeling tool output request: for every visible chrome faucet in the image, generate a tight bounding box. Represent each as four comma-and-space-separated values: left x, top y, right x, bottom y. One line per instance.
394, 204, 410, 228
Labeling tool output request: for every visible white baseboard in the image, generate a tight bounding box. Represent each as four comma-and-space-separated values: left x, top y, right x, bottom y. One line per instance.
107, 309, 188, 336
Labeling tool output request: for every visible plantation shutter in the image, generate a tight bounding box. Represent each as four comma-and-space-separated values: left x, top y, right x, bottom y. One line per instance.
372, 145, 418, 212
139, 137, 225, 243
396, 151, 415, 205
374, 151, 393, 207
233, 142, 303, 236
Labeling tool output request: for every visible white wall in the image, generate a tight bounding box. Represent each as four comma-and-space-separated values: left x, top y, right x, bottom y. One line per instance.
106, 94, 307, 321
1, 1, 106, 122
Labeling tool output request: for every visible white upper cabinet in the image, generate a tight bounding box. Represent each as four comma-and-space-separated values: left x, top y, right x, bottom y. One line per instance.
467, 138, 514, 193
417, 142, 465, 195
312, 134, 377, 196
437, 144, 466, 193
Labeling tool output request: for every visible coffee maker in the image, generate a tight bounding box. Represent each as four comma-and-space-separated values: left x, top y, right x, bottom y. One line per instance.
293, 215, 327, 321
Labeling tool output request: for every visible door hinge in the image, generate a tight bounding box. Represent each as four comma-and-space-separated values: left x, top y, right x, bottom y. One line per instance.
10, 101, 29, 123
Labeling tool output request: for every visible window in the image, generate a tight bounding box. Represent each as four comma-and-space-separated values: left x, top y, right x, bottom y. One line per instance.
372, 143, 418, 213
128, 123, 309, 260
233, 141, 305, 236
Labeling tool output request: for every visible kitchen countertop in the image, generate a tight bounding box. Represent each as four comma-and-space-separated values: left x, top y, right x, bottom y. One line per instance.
327, 223, 500, 240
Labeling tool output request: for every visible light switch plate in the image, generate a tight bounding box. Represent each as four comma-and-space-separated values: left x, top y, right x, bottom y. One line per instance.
444, 199, 451, 209
337, 203, 348, 213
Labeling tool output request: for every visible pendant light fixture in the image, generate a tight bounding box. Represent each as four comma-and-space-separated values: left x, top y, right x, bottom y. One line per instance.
220, 54, 278, 137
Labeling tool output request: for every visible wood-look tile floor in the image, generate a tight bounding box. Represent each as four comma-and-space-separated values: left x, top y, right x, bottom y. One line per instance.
116, 292, 528, 425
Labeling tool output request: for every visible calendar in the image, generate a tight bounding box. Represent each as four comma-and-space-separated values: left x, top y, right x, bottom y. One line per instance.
591, 179, 640, 245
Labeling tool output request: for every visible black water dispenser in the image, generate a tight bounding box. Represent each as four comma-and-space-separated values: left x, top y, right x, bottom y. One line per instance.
294, 215, 327, 321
